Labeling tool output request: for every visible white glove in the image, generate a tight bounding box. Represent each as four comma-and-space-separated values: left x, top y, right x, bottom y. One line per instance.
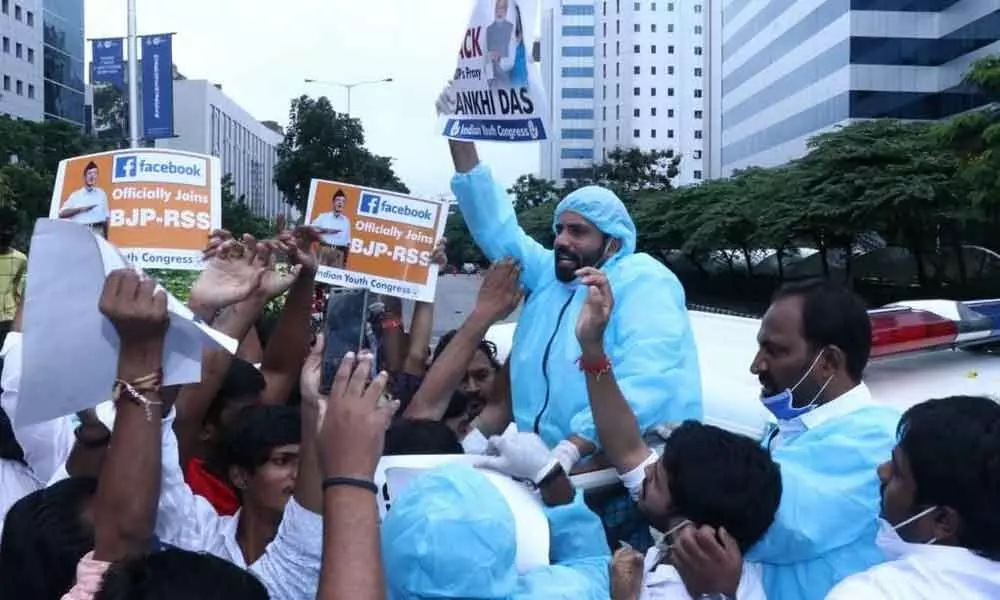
550, 440, 582, 476
476, 431, 558, 484
435, 82, 458, 116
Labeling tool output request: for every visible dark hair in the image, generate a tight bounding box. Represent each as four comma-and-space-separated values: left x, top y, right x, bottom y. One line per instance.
204, 358, 266, 427
0, 477, 98, 600
432, 329, 500, 369
0, 407, 26, 465
897, 396, 1000, 559
661, 421, 782, 553
333, 190, 347, 201
772, 279, 871, 382
384, 419, 463, 455
94, 548, 268, 600
207, 404, 300, 478
83, 161, 98, 174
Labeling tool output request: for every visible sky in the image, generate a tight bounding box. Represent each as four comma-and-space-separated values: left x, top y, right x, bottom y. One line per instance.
83, 0, 541, 198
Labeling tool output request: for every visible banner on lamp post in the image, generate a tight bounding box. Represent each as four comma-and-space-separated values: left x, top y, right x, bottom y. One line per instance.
140, 34, 174, 140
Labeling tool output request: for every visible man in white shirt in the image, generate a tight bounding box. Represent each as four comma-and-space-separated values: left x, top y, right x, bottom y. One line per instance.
311, 190, 351, 267
59, 161, 110, 238
572, 272, 781, 600
826, 395, 1000, 599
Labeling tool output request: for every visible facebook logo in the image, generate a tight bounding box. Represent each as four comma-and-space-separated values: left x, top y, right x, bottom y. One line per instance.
359, 193, 381, 215
114, 156, 138, 178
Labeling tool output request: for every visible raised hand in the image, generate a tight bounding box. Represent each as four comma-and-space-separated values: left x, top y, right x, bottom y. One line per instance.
251, 236, 301, 301
435, 81, 458, 116
672, 525, 743, 598
317, 352, 400, 480
278, 226, 320, 275
610, 542, 645, 600
472, 258, 523, 324
190, 237, 267, 310
574, 266, 613, 349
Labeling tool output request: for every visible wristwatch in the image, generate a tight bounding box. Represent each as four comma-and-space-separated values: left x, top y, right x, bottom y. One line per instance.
696, 594, 735, 600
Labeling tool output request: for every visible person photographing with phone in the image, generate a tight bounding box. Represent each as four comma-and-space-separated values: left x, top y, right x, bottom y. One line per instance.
438, 87, 703, 481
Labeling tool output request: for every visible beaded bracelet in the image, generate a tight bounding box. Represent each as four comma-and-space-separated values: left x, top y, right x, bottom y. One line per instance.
112, 370, 163, 422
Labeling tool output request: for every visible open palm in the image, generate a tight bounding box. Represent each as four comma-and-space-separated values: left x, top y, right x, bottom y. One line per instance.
190, 240, 267, 310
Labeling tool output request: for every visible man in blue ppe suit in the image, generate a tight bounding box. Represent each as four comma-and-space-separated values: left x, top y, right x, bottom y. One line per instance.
443, 133, 702, 477
382, 436, 610, 599
747, 280, 900, 600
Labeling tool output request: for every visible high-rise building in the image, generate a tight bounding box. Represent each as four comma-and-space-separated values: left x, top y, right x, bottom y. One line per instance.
155, 79, 289, 219
540, 0, 710, 186
716, 0, 998, 176
0, 0, 43, 120
42, 0, 85, 126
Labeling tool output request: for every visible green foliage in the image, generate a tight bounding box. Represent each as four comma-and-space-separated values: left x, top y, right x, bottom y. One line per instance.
220, 173, 274, 240
274, 95, 409, 213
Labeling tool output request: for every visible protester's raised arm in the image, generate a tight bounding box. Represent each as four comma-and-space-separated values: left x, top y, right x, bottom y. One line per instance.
92, 269, 168, 562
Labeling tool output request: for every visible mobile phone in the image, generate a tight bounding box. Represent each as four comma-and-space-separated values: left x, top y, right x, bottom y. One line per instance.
320, 287, 375, 394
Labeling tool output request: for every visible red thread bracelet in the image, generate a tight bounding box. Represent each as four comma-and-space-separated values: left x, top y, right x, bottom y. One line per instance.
381, 318, 403, 330
577, 355, 612, 380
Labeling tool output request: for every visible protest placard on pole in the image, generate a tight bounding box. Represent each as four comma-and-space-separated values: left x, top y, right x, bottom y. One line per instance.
440, 0, 548, 142
304, 180, 448, 302
48, 148, 221, 270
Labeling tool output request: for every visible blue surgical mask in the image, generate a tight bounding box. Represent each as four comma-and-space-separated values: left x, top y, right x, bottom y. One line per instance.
761, 351, 833, 421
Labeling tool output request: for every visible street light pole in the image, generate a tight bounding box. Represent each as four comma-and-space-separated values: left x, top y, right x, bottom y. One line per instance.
303, 77, 393, 117
126, 0, 139, 148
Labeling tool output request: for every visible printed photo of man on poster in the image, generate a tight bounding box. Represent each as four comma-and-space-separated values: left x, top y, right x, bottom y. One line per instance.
312, 188, 352, 267
58, 161, 110, 238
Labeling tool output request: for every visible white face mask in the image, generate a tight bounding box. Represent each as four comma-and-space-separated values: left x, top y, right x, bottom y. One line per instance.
460, 427, 490, 455
875, 505, 938, 560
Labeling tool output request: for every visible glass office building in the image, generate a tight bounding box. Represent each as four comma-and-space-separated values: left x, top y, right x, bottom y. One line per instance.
719, 0, 997, 175
42, 0, 85, 126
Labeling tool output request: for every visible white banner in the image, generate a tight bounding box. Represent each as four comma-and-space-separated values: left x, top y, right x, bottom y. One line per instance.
440, 0, 549, 142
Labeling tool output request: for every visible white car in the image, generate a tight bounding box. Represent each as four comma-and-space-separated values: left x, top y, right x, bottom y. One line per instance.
486, 299, 1000, 489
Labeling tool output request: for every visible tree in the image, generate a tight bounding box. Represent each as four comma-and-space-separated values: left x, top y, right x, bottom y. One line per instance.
508, 174, 560, 211
91, 85, 129, 146
593, 147, 681, 199
221, 173, 274, 241
274, 95, 409, 213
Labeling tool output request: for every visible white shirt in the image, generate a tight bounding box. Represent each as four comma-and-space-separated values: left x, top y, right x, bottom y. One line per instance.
153, 411, 323, 599
0, 332, 75, 484
312, 212, 351, 246
62, 186, 110, 227
619, 452, 768, 600
826, 544, 1000, 600
770, 383, 873, 449
0, 457, 43, 539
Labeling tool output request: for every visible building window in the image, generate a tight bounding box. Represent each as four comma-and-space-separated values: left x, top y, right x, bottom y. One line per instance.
651, 1, 656, 8
617, 20, 620, 34
651, 107, 657, 116
15, 43, 21, 58
603, 22, 607, 36
668, 129, 674, 138
694, 46, 703, 56
27, 83, 34, 98
25, 10, 31, 25
668, 65, 674, 74
694, 25, 702, 34
651, 66, 657, 75
616, 83, 621, 97
15, 80, 23, 95
668, 45, 674, 54
603, 85, 607, 99
1, 37, 8, 53
634, 128, 640, 138
1, 0, 7, 14
634, 65, 640, 75
603, 43, 607, 57
603, 106, 607, 120
694, 150, 703, 159
694, 67, 702, 76
603, 128, 607, 141
634, 1, 640, 8
668, 23, 674, 32
603, 1, 607, 15
694, 89, 703, 98
694, 4, 702, 12
651, 24, 657, 32
694, 110, 703, 119
27, 48, 33, 63
651, 129, 657, 138
668, 108, 675, 117
668, 2, 674, 10
616, 62, 621, 76
634, 87, 640, 96
14, 4, 20, 20
651, 45, 657, 53
694, 170, 703, 179
667, 87, 674, 96
634, 23, 640, 32
603, 63, 607, 77
563, 4, 596, 15
2, 76, 9, 91
634, 44, 640, 53
616, 105, 621, 119
634, 108, 640, 117
694, 130, 703, 139
616, 41, 620, 55
651, 87, 657, 96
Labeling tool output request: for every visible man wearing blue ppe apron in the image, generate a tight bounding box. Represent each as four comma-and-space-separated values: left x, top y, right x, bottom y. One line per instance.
443, 131, 703, 479
747, 279, 900, 600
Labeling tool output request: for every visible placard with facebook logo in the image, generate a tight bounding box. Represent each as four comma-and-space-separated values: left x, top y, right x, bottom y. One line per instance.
305, 179, 448, 302
49, 148, 222, 271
